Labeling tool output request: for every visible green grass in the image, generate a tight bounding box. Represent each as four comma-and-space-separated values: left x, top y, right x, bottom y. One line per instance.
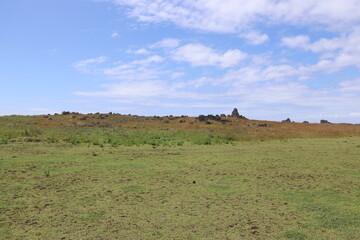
0, 123, 233, 147
1, 137, 360, 239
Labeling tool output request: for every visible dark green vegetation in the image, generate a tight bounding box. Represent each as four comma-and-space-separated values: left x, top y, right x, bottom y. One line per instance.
1, 115, 360, 239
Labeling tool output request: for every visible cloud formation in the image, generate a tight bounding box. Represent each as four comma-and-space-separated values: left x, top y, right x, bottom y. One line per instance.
73, 56, 107, 73
282, 28, 360, 71
72, 0, 360, 122
239, 31, 269, 45
172, 44, 246, 68
150, 38, 180, 49
110, 0, 360, 33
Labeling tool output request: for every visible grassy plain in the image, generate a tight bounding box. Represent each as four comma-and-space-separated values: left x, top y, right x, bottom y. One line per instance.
1, 114, 360, 239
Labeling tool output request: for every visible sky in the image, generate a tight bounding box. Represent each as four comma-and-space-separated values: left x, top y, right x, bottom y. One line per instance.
1, 0, 360, 123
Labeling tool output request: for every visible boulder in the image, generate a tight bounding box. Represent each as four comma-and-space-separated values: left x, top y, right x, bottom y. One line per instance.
320, 119, 330, 124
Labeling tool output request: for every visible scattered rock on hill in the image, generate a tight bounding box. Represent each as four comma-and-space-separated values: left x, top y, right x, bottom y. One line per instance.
197, 115, 207, 122
303, 121, 309, 123
197, 114, 221, 122
220, 119, 230, 124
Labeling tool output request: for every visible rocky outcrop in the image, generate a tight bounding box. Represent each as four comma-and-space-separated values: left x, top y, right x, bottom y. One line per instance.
282, 118, 291, 122
230, 108, 247, 119
231, 108, 240, 118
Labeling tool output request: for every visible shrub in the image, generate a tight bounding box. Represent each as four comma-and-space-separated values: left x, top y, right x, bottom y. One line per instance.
0, 135, 9, 144
64, 136, 80, 145
44, 170, 50, 177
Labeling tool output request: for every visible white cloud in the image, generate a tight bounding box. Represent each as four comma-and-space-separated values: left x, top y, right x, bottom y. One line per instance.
282, 34, 345, 53
103, 55, 164, 80
171, 72, 185, 79
73, 56, 107, 73
126, 48, 150, 55
150, 38, 180, 49
282, 35, 310, 49
219, 64, 301, 85
75, 81, 169, 98
110, 0, 360, 33
240, 31, 269, 45
172, 43, 246, 68
133, 48, 150, 54
131, 55, 163, 65
111, 31, 119, 38
283, 28, 360, 72
103, 66, 160, 81
73, 56, 107, 69
338, 78, 360, 92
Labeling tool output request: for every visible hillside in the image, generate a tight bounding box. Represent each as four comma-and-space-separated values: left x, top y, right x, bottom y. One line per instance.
1, 112, 360, 146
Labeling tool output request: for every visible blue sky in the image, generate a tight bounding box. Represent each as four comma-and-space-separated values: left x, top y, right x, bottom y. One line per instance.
1, 0, 360, 123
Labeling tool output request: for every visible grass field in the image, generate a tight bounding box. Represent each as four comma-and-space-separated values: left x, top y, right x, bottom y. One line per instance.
1, 115, 360, 239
